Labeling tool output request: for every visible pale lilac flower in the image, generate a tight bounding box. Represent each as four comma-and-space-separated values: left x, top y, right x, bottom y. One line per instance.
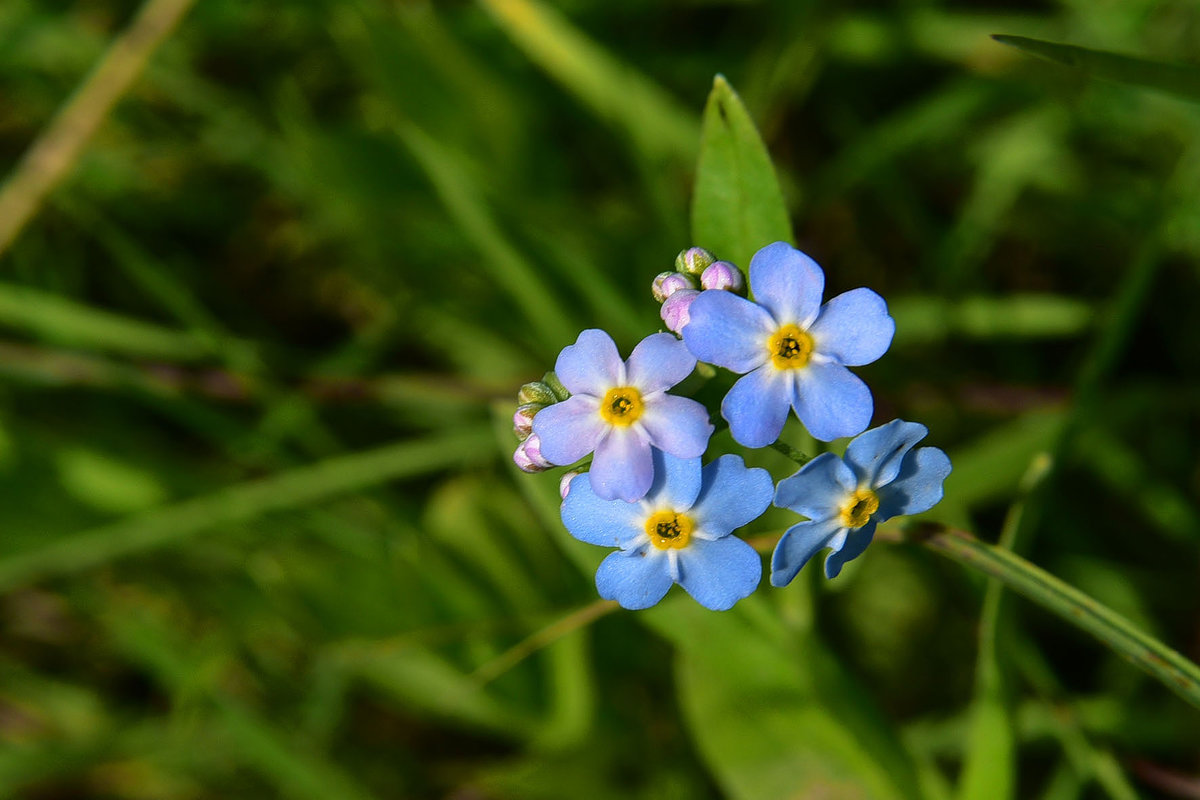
532, 330, 713, 502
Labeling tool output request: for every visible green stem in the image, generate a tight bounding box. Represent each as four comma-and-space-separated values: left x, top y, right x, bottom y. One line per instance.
769, 440, 810, 465
905, 524, 1200, 711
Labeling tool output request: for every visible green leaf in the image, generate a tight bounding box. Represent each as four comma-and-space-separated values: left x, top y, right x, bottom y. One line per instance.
646, 597, 921, 800
347, 645, 539, 739
994, 34, 1200, 103
691, 75, 793, 268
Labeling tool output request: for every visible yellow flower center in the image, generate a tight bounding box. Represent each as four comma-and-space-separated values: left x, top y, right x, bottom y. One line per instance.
644, 510, 694, 550
840, 488, 879, 529
599, 387, 644, 426
767, 324, 814, 370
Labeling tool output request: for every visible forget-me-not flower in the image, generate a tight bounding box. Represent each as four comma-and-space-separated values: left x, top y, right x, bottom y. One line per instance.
561, 449, 771, 610
532, 330, 714, 502
771, 419, 951, 586
682, 242, 895, 446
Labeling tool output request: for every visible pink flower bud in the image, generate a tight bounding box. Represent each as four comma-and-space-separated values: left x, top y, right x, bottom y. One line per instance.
651, 271, 697, 303
675, 247, 716, 277
700, 260, 746, 294
513, 434, 553, 473
559, 471, 581, 500
660, 288, 700, 334
512, 403, 542, 440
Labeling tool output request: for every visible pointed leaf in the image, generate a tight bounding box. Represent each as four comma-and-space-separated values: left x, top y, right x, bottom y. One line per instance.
646, 597, 922, 800
691, 76, 793, 268
994, 35, 1200, 103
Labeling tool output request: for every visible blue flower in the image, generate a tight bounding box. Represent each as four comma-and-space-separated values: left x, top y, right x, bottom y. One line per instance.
771, 419, 952, 585
682, 241, 895, 446
532, 330, 714, 502
561, 449, 771, 610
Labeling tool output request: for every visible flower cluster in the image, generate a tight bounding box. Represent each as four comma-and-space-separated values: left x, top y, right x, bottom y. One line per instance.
511, 241, 952, 611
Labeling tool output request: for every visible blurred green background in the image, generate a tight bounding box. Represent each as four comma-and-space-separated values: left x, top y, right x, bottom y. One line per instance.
2, 0, 1200, 798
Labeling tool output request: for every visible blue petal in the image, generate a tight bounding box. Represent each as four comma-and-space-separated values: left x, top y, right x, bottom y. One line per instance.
876, 446, 952, 520
681, 291, 774, 373
531, 396, 605, 465
689, 455, 774, 536
722, 366, 792, 448
675, 536, 762, 610
773, 452, 855, 519
748, 242, 825, 327
791, 361, 873, 442
639, 394, 713, 459
643, 448, 702, 512
555, 329, 624, 396
824, 521, 877, 578
843, 419, 928, 488
589, 427, 653, 502
561, 475, 645, 547
626, 333, 697, 393
769, 517, 843, 587
595, 546, 673, 610
809, 288, 895, 367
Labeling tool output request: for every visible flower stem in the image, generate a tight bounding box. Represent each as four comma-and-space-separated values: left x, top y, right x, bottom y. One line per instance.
470, 599, 618, 686
903, 523, 1200, 711
768, 440, 810, 465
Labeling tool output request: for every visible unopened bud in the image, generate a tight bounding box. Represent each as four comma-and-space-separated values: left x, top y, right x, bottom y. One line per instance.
652, 271, 697, 303
559, 470, 582, 501
542, 371, 570, 401
675, 247, 716, 277
513, 403, 543, 440
660, 288, 700, 334
700, 260, 746, 294
513, 434, 553, 473
518, 380, 558, 406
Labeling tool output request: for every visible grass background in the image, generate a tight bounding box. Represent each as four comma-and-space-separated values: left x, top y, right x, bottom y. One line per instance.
2, 0, 1200, 797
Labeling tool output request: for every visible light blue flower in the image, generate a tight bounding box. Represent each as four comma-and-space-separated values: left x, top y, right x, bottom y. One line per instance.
771, 419, 952, 585
532, 329, 714, 502
561, 449, 771, 610
682, 241, 894, 446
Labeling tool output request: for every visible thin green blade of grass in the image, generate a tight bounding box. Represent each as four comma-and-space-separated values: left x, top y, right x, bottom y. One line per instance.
0, 0, 196, 258
395, 123, 574, 349
890, 294, 1094, 346
477, 0, 696, 163
0, 281, 216, 361
347, 646, 540, 739
691, 75, 793, 268
0, 427, 494, 591
994, 34, 1200, 103
911, 525, 1200, 712
936, 409, 1065, 526
957, 455, 1051, 800
1075, 429, 1200, 543
935, 107, 1069, 290
817, 79, 991, 198
56, 197, 260, 370
102, 607, 381, 800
